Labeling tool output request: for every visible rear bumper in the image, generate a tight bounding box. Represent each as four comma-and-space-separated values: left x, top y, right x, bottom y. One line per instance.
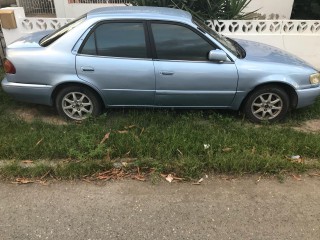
296, 85, 320, 108
1, 78, 53, 106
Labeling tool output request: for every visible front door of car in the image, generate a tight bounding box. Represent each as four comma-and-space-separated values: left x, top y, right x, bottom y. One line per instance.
76, 21, 155, 106
150, 22, 238, 107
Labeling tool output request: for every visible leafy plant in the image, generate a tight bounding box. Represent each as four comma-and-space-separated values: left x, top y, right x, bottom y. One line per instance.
127, 0, 258, 20
128, 0, 173, 7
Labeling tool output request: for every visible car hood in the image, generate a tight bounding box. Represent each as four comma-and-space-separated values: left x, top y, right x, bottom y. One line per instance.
8, 30, 54, 49
235, 39, 315, 69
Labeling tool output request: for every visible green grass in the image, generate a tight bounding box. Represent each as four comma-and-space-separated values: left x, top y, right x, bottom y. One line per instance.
1, 68, 320, 179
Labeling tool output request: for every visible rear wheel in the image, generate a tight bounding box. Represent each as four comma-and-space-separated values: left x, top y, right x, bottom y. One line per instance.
244, 86, 290, 123
56, 86, 102, 121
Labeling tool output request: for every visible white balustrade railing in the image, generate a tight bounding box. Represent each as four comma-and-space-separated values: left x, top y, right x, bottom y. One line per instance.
17, 18, 320, 35
19, 18, 74, 32
208, 20, 320, 35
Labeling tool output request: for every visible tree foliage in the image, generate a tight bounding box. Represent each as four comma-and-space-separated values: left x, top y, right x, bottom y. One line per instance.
128, 0, 257, 20
291, 0, 320, 20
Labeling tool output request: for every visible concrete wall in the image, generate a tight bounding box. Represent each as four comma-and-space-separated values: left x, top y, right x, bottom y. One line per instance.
0, 7, 26, 45
53, 0, 126, 18
245, 0, 294, 19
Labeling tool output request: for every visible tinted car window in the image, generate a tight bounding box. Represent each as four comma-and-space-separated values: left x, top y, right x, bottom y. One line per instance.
151, 23, 214, 61
81, 22, 147, 58
81, 33, 96, 55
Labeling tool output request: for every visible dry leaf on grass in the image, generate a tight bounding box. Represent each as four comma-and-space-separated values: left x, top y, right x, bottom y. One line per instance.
36, 180, 49, 186
172, 176, 184, 181
292, 174, 302, 181
222, 147, 232, 152
192, 178, 204, 185
133, 175, 146, 181
165, 174, 174, 183
177, 149, 183, 156
117, 130, 129, 134
125, 125, 137, 129
94, 166, 151, 182
160, 174, 184, 183
100, 132, 110, 144
12, 178, 34, 184
35, 138, 43, 146
255, 175, 262, 184
40, 170, 51, 180
96, 175, 111, 180
308, 173, 320, 177
22, 160, 33, 164
123, 151, 131, 157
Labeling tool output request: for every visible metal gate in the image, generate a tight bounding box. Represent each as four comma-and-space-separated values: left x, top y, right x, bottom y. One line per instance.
17, 0, 56, 17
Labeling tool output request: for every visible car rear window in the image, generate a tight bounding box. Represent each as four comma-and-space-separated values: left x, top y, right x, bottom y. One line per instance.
80, 22, 147, 59
40, 15, 86, 47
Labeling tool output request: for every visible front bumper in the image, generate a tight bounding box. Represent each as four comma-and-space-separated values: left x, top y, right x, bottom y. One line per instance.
1, 78, 53, 106
296, 85, 320, 108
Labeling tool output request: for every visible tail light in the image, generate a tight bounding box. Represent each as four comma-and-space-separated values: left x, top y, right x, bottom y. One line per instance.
4, 59, 16, 74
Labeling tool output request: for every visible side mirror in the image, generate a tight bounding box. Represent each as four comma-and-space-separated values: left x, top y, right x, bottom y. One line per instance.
208, 49, 228, 62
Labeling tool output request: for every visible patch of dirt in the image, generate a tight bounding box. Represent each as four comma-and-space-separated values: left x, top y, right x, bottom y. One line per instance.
11, 107, 67, 125
293, 119, 320, 133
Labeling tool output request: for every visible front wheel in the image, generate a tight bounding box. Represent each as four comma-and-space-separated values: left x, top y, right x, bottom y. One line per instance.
244, 86, 290, 123
56, 86, 102, 121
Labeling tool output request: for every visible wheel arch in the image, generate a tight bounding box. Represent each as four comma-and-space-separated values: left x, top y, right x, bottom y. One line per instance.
240, 82, 298, 111
51, 82, 106, 108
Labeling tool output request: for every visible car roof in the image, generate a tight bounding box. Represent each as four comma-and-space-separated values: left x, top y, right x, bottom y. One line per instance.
87, 6, 192, 22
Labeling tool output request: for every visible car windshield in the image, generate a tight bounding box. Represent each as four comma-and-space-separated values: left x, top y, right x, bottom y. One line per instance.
40, 15, 86, 47
193, 18, 244, 58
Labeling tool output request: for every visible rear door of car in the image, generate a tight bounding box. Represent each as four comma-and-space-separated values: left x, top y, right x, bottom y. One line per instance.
75, 20, 155, 106
148, 21, 238, 107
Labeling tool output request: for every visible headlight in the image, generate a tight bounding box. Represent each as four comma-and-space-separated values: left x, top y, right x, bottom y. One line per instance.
310, 73, 320, 84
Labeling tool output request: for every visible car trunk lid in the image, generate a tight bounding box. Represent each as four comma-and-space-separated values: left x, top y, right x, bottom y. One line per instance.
7, 30, 54, 49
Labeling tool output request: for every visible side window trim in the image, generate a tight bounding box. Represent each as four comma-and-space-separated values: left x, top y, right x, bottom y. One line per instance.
93, 31, 98, 55
146, 21, 158, 59
78, 20, 152, 59
147, 20, 220, 62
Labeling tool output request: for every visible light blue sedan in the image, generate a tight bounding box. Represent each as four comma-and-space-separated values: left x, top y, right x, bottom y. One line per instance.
2, 7, 320, 123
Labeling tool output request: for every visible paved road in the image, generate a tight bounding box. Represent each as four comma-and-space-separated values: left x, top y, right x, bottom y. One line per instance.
0, 176, 320, 240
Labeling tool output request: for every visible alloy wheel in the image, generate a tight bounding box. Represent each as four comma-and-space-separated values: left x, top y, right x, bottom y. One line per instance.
62, 92, 93, 120
251, 93, 283, 120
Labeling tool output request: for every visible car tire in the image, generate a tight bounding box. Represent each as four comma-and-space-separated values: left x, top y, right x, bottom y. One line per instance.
55, 85, 102, 121
244, 85, 290, 123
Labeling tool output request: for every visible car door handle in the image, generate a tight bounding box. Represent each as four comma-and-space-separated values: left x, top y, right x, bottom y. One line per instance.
81, 67, 95, 72
160, 71, 174, 76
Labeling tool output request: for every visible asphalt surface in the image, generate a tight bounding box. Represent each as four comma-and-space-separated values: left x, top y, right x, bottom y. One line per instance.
0, 176, 320, 240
